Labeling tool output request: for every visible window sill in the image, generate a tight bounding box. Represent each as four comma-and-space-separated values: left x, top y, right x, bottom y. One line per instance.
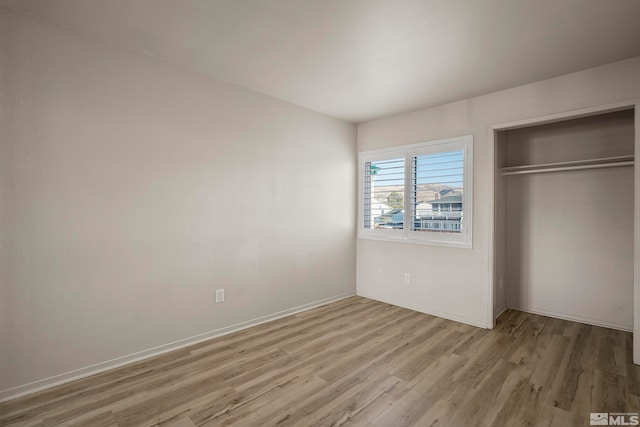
357, 233, 472, 249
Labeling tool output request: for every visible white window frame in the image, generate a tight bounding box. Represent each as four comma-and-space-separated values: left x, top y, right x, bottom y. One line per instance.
358, 135, 473, 248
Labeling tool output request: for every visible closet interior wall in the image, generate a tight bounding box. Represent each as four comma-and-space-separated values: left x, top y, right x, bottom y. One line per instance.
495, 109, 635, 331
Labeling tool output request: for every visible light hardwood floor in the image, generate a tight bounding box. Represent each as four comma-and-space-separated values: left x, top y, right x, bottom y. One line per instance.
1, 296, 638, 426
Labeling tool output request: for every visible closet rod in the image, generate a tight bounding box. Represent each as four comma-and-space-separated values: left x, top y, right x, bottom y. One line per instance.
500, 155, 634, 172
502, 161, 634, 176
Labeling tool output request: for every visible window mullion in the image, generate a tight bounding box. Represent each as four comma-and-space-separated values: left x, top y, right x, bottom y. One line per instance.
404, 152, 411, 238
363, 161, 371, 229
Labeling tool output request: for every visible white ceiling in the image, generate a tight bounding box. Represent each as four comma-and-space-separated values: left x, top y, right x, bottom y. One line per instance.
3, 0, 640, 123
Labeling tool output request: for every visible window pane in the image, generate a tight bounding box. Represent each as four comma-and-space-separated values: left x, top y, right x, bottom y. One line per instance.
364, 158, 404, 230
411, 150, 463, 233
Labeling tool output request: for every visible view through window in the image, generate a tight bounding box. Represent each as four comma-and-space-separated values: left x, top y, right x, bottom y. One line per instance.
364, 158, 405, 230
411, 150, 464, 233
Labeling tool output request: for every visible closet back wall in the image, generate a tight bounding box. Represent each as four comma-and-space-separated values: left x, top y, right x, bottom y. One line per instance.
0, 7, 356, 396
504, 111, 634, 330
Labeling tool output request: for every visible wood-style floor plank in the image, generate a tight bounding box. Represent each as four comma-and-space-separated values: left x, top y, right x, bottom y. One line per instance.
1, 297, 639, 426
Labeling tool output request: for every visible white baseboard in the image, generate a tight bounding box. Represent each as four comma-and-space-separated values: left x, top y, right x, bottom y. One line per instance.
0, 292, 355, 403
357, 290, 488, 329
494, 305, 508, 319
509, 305, 632, 332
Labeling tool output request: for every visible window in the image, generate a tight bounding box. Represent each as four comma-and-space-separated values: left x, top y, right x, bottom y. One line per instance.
359, 135, 472, 247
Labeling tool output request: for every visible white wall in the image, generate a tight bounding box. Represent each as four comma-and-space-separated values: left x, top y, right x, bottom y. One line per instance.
357, 55, 640, 328
0, 7, 356, 397
503, 111, 634, 330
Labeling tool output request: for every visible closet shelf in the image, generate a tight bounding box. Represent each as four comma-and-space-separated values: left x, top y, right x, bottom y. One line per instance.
501, 155, 634, 176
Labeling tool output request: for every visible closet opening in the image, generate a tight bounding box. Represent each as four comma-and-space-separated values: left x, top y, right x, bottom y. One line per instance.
492, 106, 636, 337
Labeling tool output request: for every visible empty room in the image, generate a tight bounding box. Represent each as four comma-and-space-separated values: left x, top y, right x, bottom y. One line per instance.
2, 1, 640, 426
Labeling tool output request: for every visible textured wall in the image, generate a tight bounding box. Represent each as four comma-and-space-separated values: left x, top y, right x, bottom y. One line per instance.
0, 7, 356, 394
357, 56, 640, 329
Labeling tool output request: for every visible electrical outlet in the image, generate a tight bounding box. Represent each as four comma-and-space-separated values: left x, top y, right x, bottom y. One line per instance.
215, 289, 225, 303
377, 268, 383, 277
404, 273, 411, 284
